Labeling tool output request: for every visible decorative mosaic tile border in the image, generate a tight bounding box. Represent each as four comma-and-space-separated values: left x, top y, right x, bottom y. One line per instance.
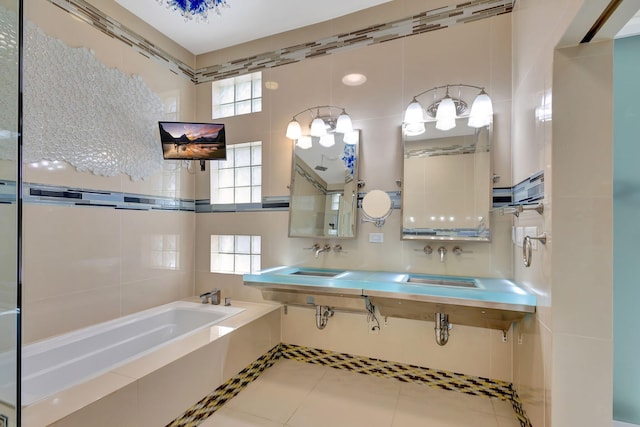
165, 344, 282, 427
24, 182, 195, 212
48, 0, 513, 84
47, 0, 196, 83
167, 343, 532, 427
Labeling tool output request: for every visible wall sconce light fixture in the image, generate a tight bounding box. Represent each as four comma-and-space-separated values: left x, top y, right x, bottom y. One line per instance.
286, 105, 355, 149
403, 84, 493, 136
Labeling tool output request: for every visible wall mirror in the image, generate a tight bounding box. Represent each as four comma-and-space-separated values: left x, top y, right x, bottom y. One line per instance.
289, 132, 359, 238
401, 118, 492, 241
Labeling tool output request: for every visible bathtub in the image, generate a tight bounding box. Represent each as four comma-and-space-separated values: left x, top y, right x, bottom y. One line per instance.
18, 301, 244, 406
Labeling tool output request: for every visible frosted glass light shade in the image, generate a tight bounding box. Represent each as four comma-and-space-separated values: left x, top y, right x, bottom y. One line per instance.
435, 97, 457, 131
335, 112, 353, 133
319, 133, 335, 148
286, 119, 302, 139
343, 130, 359, 145
296, 136, 312, 149
468, 92, 493, 128
310, 117, 327, 137
404, 122, 426, 136
403, 99, 424, 125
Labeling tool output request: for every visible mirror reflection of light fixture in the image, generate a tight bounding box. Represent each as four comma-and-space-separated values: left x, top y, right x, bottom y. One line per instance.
286, 105, 354, 149
403, 84, 493, 136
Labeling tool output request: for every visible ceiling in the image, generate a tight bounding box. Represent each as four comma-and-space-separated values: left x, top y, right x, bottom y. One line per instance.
115, 0, 392, 55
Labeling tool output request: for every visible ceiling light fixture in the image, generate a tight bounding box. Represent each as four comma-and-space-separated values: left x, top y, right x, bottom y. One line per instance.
286, 106, 354, 149
403, 84, 493, 136
158, 0, 229, 21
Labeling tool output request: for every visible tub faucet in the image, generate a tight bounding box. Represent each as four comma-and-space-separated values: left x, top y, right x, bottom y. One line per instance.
200, 289, 221, 305
438, 247, 447, 263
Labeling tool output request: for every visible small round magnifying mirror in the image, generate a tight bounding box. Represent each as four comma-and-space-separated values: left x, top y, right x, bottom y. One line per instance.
361, 190, 393, 227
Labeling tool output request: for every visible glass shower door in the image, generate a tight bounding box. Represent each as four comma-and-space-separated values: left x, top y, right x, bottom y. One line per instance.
0, 0, 22, 425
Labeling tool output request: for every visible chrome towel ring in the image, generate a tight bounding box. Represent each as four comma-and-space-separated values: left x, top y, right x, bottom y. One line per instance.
523, 233, 547, 267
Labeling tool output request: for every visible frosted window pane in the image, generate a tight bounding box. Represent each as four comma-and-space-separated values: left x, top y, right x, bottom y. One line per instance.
219, 152, 234, 169
235, 187, 250, 203
219, 235, 234, 253
220, 104, 235, 118
218, 168, 234, 188
236, 81, 251, 101
210, 235, 219, 251
251, 145, 262, 165
251, 166, 262, 186
219, 85, 235, 104
251, 186, 262, 204
252, 98, 262, 113
217, 254, 235, 273
235, 254, 251, 274
252, 80, 262, 98
210, 254, 219, 272
251, 236, 261, 253
217, 188, 234, 204
236, 100, 251, 115
235, 167, 251, 187
235, 147, 251, 167
236, 235, 251, 254
251, 255, 261, 273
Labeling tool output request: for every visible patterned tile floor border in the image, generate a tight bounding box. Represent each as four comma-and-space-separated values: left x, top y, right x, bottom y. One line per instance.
166, 343, 532, 427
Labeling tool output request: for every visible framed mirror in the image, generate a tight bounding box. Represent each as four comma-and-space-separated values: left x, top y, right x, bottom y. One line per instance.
289, 132, 359, 238
401, 118, 492, 241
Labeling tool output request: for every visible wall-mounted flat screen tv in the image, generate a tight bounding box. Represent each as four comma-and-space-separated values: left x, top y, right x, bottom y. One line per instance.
159, 121, 226, 160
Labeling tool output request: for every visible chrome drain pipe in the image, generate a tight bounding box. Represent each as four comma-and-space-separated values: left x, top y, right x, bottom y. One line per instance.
435, 313, 451, 346
315, 305, 334, 330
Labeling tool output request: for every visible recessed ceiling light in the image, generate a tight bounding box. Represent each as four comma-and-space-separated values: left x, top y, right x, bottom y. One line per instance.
264, 81, 279, 90
342, 73, 367, 86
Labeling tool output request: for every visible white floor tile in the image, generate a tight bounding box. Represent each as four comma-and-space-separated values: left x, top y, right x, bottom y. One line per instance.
225, 360, 326, 423
202, 359, 522, 427
199, 407, 284, 427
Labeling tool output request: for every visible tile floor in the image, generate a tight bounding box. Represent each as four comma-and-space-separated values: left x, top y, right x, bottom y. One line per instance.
199, 359, 521, 427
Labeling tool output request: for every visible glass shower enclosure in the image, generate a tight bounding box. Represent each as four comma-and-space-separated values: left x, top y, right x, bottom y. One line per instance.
0, 0, 22, 425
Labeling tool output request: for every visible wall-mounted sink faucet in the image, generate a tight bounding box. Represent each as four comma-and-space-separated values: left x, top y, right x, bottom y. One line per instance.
316, 244, 331, 257
438, 247, 447, 262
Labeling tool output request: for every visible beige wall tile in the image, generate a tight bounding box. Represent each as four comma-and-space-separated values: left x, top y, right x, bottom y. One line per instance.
50, 382, 140, 427
282, 305, 513, 382
22, 205, 122, 303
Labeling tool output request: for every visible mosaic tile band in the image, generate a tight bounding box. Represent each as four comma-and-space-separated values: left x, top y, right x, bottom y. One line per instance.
166, 343, 532, 427
47, 0, 514, 84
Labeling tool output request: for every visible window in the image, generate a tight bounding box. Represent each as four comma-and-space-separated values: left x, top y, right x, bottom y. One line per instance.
212, 72, 262, 119
210, 235, 261, 274
210, 141, 261, 205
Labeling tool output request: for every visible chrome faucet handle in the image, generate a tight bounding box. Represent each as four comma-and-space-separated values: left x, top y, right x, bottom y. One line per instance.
304, 243, 321, 251
452, 246, 463, 256
210, 288, 221, 305
334, 244, 349, 254
413, 245, 433, 255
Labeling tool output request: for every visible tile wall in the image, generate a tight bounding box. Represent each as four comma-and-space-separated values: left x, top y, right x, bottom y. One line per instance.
195, 11, 515, 381
21, 0, 197, 343
511, 0, 615, 426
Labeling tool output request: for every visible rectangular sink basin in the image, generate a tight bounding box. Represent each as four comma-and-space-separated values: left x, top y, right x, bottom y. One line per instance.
289, 270, 345, 278
405, 276, 478, 288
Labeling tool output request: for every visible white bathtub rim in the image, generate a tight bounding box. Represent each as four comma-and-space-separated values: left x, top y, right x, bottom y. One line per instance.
21, 301, 245, 406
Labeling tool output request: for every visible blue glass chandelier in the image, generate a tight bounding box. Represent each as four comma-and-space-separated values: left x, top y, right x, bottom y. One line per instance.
159, 0, 229, 21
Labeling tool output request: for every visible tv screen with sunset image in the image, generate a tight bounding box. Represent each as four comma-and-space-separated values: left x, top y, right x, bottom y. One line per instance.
159, 121, 226, 160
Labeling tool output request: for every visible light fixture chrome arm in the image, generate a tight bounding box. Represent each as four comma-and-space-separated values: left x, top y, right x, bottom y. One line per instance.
411, 83, 485, 100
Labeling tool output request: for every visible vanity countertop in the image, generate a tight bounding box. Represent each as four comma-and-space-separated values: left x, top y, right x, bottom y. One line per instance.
243, 266, 536, 312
